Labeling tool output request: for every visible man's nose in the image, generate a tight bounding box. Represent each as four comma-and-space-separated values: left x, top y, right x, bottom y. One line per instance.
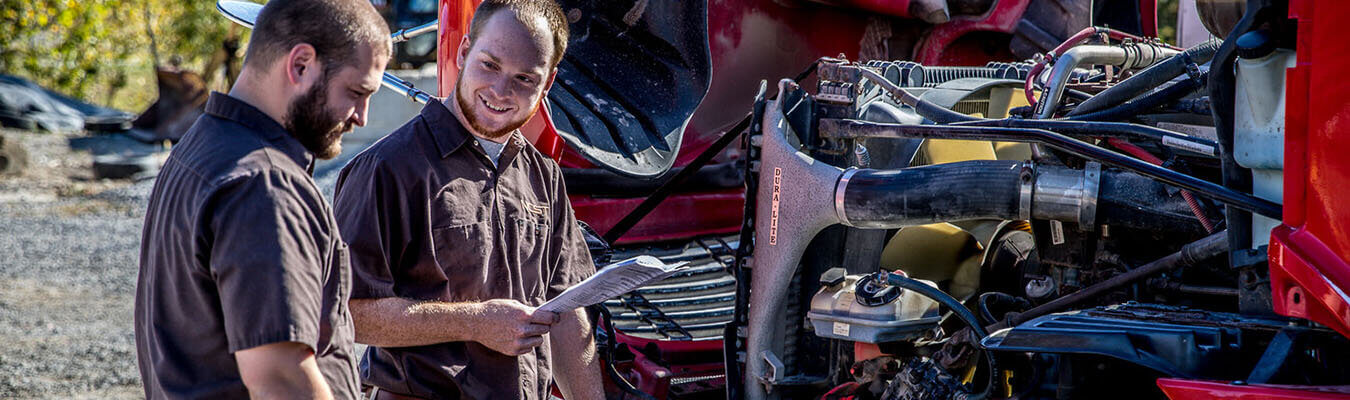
491, 77, 512, 99
352, 98, 370, 127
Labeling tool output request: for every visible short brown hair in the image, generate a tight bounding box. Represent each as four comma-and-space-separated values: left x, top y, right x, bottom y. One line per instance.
244, 0, 392, 76
466, 0, 569, 68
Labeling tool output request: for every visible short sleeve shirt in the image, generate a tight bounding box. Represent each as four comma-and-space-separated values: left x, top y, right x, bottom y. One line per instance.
135, 93, 360, 399
333, 100, 595, 400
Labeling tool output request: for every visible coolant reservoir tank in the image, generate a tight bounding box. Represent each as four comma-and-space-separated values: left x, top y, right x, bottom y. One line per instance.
807, 269, 941, 343
1233, 29, 1296, 247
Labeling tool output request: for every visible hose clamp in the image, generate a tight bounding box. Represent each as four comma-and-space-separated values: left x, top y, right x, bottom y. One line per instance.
836, 168, 859, 225
1080, 162, 1101, 231
1019, 163, 1035, 221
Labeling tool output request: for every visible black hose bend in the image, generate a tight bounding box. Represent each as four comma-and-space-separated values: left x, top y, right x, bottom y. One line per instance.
1069, 39, 1222, 116
885, 272, 990, 339
1067, 72, 1208, 122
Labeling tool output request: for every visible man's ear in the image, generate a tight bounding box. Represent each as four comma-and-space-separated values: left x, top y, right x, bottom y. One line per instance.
541, 68, 558, 96
456, 36, 471, 69
284, 43, 320, 91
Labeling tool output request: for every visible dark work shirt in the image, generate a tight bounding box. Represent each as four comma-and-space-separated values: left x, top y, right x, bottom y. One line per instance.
333, 100, 594, 400
135, 93, 359, 399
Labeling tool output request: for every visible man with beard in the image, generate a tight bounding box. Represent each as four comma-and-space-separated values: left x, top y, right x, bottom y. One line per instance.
331, 0, 603, 399
134, 0, 389, 398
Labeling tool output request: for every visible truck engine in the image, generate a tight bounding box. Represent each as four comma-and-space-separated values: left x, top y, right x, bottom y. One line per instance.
713, 0, 1350, 398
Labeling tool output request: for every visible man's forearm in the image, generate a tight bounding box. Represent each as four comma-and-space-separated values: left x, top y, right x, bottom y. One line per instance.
550, 308, 604, 400
349, 297, 485, 347
236, 342, 333, 400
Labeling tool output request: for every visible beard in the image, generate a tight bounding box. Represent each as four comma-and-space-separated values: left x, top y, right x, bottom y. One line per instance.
284, 78, 351, 160
455, 75, 536, 140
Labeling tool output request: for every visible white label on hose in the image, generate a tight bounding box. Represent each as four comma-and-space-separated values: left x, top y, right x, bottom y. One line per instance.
1162, 135, 1217, 156
1051, 220, 1066, 245
1157, 122, 1218, 141
833, 322, 850, 337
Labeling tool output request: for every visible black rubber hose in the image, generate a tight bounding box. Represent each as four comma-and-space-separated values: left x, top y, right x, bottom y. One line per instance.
885, 272, 990, 339
1211, 0, 1270, 265
977, 292, 1030, 326
1067, 72, 1207, 122
818, 120, 1282, 219
839, 160, 1208, 233
1068, 39, 1222, 116
841, 160, 1023, 227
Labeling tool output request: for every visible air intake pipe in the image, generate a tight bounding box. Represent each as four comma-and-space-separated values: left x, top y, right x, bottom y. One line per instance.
744, 80, 1197, 399
1035, 43, 1180, 119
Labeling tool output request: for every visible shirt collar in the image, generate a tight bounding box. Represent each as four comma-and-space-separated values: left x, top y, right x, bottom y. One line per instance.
422, 99, 526, 163
204, 92, 315, 173
422, 100, 471, 159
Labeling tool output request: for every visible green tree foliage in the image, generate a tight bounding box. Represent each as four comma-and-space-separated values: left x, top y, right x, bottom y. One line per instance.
0, 0, 246, 112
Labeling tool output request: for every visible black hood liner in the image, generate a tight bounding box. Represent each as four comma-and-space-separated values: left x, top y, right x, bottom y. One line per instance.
547, 0, 711, 179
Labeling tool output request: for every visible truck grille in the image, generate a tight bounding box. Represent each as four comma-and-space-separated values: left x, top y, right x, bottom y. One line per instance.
603, 236, 738, 341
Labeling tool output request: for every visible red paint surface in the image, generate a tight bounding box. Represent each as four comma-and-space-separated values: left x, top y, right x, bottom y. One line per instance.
1270, 0, 1350, 339
912, 0, 1030, 65
569, 190, 745, 245
1157, 378, 1350, 400
1139, 0, 1158, 37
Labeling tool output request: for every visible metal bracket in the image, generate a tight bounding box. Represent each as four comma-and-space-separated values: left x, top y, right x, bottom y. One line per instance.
759, 350, 785, 387
1019, 163, 1035, 221
1080, 162, 1101, 231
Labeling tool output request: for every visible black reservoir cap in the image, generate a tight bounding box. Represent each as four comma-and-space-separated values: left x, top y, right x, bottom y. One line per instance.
820, 268, 847, 287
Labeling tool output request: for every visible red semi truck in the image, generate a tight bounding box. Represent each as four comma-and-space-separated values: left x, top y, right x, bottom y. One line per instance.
421, 0, 1350, 398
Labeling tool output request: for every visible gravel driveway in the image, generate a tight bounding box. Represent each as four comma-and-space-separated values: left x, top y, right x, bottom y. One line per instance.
0, 124, 381, 398
0, 72, 426, 398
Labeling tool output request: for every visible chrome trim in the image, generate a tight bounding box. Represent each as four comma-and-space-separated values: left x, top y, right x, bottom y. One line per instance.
836, 168, 859, 226
392, 21, 438, 43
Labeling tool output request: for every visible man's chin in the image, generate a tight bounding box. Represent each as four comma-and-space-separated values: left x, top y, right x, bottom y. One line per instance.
315, 142, 342, 160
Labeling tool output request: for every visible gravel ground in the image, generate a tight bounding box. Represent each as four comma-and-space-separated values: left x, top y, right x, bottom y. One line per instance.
0, 126, 386, 398
0, 128, 149, 399
0, 71, 426, 398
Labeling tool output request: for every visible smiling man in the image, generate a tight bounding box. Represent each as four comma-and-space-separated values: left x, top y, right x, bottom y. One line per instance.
135, 0, 389, 399
331, 0, 602, 399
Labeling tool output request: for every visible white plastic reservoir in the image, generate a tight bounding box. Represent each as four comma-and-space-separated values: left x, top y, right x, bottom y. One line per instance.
1233, 48, 1296, 247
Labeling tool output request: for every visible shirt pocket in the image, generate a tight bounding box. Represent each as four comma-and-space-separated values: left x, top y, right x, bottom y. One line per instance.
503, 201, 550, 301
431, 221, 491, 301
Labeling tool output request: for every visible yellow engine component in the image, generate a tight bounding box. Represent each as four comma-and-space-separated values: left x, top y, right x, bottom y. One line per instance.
878, 86, 1035, 300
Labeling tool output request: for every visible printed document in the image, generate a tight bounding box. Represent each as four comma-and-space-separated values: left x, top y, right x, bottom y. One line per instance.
538, 255, 690, 313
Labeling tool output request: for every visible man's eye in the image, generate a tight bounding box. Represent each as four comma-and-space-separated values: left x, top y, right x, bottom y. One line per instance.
482, 61, 498, 71
517, 75, 533, 84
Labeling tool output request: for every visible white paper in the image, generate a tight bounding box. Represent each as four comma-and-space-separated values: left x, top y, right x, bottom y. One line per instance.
537, 255, 689, 314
